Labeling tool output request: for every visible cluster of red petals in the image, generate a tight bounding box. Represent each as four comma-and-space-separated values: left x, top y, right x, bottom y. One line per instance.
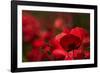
22, 14, 40, 42
53, 27, 90, 60
23, 14, 90, 62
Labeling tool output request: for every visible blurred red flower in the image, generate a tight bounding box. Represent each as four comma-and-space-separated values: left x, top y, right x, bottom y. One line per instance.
84, 50, 90, 59
22, 14, 40, 42
32, 39, 45, 48
60, 34, 81, 51
51, 27, 90, 60
52, 49, 67, 60
54, 17, 65, 29
41, 31, 53, 41
60, 27, 90, 51
54, 13, 73, 29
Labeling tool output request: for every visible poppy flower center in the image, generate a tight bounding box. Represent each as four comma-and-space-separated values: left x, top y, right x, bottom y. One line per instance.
60, 34, 81, 51
68, 43, 76, 50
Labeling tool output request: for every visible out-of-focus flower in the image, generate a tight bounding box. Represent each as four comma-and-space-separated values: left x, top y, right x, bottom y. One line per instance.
50, 32, 67, 51
54, 17, 65, 29
44, 45, 51, 52
59, 27, 90, 51
84, 50, 90, 59
22, 14, 40, 42
32, 39, 45, 48
41, 31, 53, 41
70, 27, 89, 40
60, 34, 81, 51
54, 13, 73, 29
52, 49, 67, 60
51, 27, 90, 60
70, 27, 90, 48
83, 36, 90, 48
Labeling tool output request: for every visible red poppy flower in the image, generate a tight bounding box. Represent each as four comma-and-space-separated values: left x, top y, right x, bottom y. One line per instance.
50, 32, 67, 51
60, 34, 81, 51
70, 27, 90, 47
59, 27, 89, 51
51, 27, 90, 60
70, 27, 90, 48
41, 31, 53, 41
22, 14, 40, 42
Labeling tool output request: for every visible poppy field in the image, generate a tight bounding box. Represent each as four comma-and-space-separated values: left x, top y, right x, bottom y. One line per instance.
22, 10, 90, 62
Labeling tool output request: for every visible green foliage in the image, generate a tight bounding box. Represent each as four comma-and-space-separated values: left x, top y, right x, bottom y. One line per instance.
22, 43, 33, 62
73, 13, 90, 32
